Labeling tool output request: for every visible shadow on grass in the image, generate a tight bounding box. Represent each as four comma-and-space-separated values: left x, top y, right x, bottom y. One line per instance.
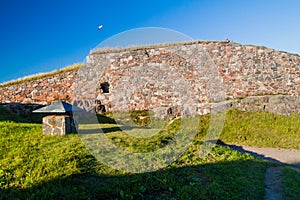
0, 158, 268, 200
79, 125, 152, 134
216, 140, 283, 165
96, 114, 118, 124
0, 103, 46, 124
0, 104, 116, 125
78, 114, 117, 125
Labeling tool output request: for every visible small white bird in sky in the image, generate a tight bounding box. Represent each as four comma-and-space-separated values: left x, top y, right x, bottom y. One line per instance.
98, 25, 103, 30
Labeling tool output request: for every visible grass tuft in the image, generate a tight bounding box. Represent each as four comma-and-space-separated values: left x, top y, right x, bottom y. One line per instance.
0, 63, 85, 88
282, 168, 300, 200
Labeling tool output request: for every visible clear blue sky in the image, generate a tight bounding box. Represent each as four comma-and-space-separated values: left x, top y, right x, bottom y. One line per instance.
1, 0, 300, 84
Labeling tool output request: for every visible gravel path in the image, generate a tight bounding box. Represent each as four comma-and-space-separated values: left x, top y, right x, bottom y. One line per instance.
222, 143, 300, 200
264, 167, 283, 200
224, 144, 300, 167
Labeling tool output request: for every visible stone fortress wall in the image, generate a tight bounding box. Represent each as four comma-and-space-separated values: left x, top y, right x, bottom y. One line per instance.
0, 41, 299, 116
0, 70, 76, 104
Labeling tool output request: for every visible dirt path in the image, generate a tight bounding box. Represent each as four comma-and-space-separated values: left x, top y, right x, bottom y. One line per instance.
222, 143, 300, 200
224, 144, 300, 167
264, 167, 283, 200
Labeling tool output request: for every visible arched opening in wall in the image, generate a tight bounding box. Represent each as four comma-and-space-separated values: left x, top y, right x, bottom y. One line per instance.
100, 82, 110, 93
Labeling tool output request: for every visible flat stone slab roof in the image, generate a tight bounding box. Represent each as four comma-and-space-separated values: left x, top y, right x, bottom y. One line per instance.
33, 100, 83, 113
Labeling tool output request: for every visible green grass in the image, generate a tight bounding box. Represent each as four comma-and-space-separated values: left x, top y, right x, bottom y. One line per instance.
282, 168, 300, 200
220, 109, 300, 149
1, 107, 300, 199
0, 107, 271, 199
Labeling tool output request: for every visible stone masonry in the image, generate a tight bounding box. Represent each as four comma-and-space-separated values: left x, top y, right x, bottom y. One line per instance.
0, 70, 76, 104
0, 41, 299, 116
42, 115, 77, 135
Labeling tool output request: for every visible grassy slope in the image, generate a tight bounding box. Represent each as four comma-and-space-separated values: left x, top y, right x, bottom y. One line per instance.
282, 168, 300, 200
220, 109, 300, 149
0, 121, 268, 199
1, 107, 300, 199
0, 107, 270, 200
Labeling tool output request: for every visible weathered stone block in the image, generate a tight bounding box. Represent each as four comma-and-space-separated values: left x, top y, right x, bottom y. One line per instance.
42, 115, 77, 135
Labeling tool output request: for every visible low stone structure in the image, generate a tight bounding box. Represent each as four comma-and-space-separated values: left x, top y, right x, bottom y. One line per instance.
231, 95, 300, 115
42, 115, 77, 135
33, 101, 82, 135
217, 95, 300, 115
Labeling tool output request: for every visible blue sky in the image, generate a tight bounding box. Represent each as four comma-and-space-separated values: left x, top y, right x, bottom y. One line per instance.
0, 0, 300, 83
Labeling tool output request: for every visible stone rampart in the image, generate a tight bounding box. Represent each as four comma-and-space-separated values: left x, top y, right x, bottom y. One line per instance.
0, 41, 299, 116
